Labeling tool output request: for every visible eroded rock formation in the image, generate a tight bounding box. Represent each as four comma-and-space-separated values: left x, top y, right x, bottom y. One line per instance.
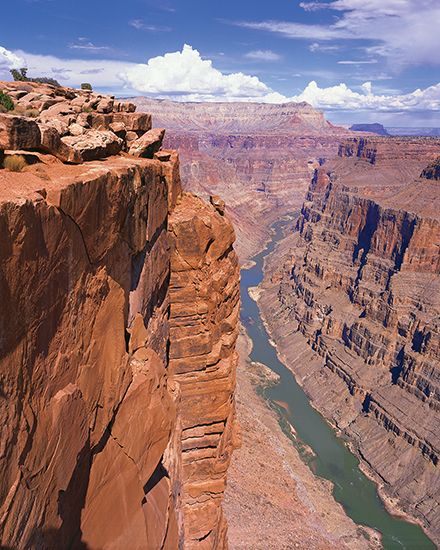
131, 98, 352, 261
0, 82, 238, 549
259, 137, 440, 544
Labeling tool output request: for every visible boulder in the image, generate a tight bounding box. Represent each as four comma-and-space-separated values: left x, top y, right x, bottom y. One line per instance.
0, 114, 41, 150
45, 118, 69, 137
210, 195, 226, 216
61, 130, 123, 162
112, 112, 151, 132
97, 98, 114, 114
109, 122, 127, 139
69, 123, 86, 136
129, 128, 165, 159
38, 123, 82, 164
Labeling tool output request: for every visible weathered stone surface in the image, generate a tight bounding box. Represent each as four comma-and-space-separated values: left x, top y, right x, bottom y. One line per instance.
113, 112, 152, 132
210, 194, 225, 215
421, 157, 440, 180
260, 136, 440, 545
61, 130, 123, 162
0, 82, 239, 550
0, 114, 41, 150
169, 193, 240, 549
129, 128, 165, 158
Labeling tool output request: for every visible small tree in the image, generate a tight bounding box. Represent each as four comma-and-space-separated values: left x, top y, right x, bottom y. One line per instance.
81, 82, 93, 91
10, 68, 29, 82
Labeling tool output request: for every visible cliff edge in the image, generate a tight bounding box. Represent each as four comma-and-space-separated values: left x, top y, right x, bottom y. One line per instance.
0, 82, 239, 549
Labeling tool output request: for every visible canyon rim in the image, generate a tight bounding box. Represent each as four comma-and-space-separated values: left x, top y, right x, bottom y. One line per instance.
1, 1, 440, 547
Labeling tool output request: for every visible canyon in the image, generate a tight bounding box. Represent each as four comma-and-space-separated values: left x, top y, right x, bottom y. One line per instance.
131, 98, 351, 261
1, 79, 439, 550
0, 82, 239, 549
257, 136, 440, 545
130, 98, 440, 547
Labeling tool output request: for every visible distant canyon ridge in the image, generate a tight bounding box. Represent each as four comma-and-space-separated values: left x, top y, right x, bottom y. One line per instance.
130, 98, 352, 261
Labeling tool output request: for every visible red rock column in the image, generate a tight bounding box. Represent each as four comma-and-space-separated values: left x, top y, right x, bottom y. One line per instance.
169, 193, 240, 549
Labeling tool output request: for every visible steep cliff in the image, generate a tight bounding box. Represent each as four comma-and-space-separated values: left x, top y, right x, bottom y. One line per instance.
131, 98, 351, 261
0, 82, 238, 549
259, 137, 440, 543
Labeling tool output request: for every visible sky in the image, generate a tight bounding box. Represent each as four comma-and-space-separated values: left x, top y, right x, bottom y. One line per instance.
1, 0, 440, 125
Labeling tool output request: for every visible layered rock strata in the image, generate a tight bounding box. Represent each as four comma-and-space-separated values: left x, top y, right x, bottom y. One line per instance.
0, 82, 238, 549
169, 194, 240, 548
131, 98, 352, 261
259, 137, 440, 543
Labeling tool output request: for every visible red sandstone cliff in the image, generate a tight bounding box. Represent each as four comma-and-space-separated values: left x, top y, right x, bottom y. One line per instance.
259, 137, 440, 544
0, 82, 238, 549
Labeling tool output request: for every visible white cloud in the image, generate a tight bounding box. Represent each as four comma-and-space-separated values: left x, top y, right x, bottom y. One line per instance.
0, 46, 25, 70
129, 19, 171, 32
69, 39, 111, 53
119, 44, 275, 101
289, 80, 440, 113
235, 20, 349, 41
234, 0, 440, 69
1, 43, 440, 120
337, 60, 378, 65
245, 49, 281, 61
309, 42, 340, 53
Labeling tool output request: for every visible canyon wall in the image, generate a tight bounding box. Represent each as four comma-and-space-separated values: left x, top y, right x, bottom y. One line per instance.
260, 137, 440, 543
131, 98, 351, 261
0, 82, 238, 549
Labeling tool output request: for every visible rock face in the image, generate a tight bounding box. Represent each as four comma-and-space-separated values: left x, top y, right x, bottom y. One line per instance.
260, 136, 440, 544
169, 194, 240, 548
0, 82, 238, 549
131, 98, 352, 262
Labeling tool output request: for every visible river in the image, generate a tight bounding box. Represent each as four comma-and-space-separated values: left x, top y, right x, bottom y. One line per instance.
240, 217, 436, 550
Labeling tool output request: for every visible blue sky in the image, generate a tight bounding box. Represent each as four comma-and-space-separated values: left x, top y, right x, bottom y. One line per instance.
1, 0, 440, 125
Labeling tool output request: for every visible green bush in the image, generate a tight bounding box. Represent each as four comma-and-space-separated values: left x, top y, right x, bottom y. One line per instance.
0, 91, 14, 111
81, 82, 93, 91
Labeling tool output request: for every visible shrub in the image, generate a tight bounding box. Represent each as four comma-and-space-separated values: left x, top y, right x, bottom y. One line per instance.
10, 68, 60, 87
3, 155, 27, 172
81, 82, 92, 91
0, 91, 14, 111
33, 77, 61, 87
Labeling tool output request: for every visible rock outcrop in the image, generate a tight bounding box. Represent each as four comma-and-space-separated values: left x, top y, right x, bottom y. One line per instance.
0, 82, 238, 549
259, 136, 440, 544
131, 97, 352, 262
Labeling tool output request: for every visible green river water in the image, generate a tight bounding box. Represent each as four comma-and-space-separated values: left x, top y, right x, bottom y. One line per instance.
240, 217, 436, 550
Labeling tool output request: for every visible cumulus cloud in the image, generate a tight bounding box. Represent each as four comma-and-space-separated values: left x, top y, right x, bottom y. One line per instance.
234, 0, 440, 69
289, 80, 440, 113
245, 49, 281, 61
1, 43, 440, 119
0, 46, 25, 70
119, 44, 275, 101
